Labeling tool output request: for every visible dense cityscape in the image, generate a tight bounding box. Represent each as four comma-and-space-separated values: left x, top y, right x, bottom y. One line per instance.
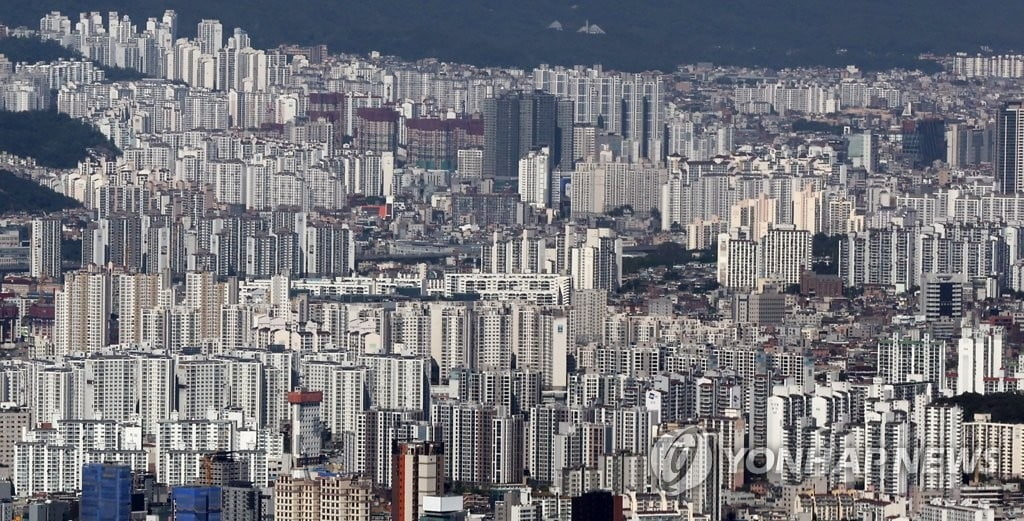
0, 7, 1022, 521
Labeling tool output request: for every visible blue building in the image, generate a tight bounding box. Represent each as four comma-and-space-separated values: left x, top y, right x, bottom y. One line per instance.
172, 486, 222, 521
81, 463, 132, 521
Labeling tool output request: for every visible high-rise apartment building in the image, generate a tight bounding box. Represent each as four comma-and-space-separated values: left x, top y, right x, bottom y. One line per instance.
273, 471, 371, 521
392, 441, 445, 521
54, 268, 112, 355
518, 147, 551, 209
957, 324, 1006, 395
196, 19, 223, 54
288, 390, 323, 462
920, 404, 963, 495
570, 228, 622, 291
30, 217, 62, 280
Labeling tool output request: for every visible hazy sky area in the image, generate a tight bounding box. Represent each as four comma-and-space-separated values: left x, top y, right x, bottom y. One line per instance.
6, 0, 1023, 70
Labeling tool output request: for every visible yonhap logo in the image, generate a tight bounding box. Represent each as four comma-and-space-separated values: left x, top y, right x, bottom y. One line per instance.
648, 425, 718, 495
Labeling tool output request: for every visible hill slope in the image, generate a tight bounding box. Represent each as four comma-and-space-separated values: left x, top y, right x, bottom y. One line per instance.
0, 170, 80, 214
1, 0, 1015, 71
0, 110, 120, 169
0, 37, 145, 80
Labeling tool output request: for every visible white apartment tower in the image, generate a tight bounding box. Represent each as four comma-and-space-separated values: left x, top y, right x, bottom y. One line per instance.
30, 218, 62, 280
570, 228, 622, 291
518, 147, 551, 209
196, 19, 224, 54
957, 324, 1006, 395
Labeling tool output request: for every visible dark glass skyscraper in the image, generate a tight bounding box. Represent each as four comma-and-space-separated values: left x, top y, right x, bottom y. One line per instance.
996, 101, 1024, 193
173, 486, 223, 521
484, 90, 572, 178
81, 463, 132, 521
483, 93, 521, 179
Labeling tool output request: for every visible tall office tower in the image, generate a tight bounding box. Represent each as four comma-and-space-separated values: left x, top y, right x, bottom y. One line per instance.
905, 118, 947, 167
571, 491, 624, 521
519, 91, 558, 162
518, 147, 551, 209
847, 130, 878, 173
996, 102, 1024, 193
196, 19, 223, 54
920, 273, 965, 339
392, 441, 445, 521
54, 269, 112, 355
30, 217, 62, 280
877, 329, 944, 385
288, 391, 324, 463
484, 91, 564, 179
555, 98, 575, 171
172, 486, 222, 521
274, 472, 371, 521
483, 93, 522, 178
759, 225, 812, 286
958, 324, 1006, 395
570, 228, 623, 291
81, 463, 132, 521
920, 403, 963, 495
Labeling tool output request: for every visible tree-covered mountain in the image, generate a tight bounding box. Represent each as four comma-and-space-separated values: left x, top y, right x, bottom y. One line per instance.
1, 0, 1013, 71
0, 35, 78, 63
935, 393, 1024, 423
0, 36, 145, 80
0, 170, 80, 214
0, 110, 119, 169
